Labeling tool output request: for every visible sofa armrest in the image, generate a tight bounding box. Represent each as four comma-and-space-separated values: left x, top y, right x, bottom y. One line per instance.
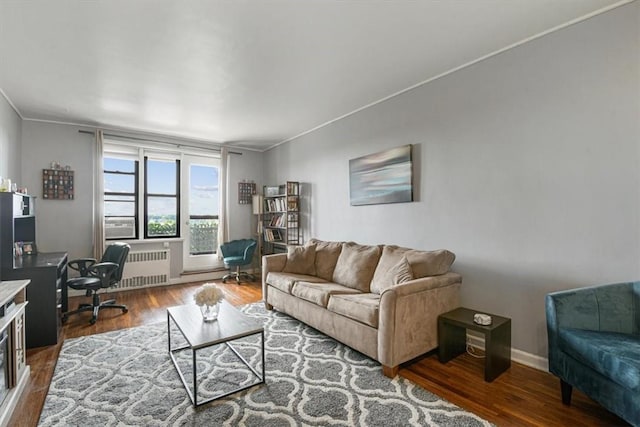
378, 272, 461, 368
387, 272, 462, 296
262, 254, 287, 307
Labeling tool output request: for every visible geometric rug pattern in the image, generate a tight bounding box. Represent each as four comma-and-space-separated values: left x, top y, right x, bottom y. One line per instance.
39, 303, 491, 426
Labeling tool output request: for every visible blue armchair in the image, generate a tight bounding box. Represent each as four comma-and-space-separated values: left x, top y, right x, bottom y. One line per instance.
220, 238, 257, 284
546, 282, 640, 426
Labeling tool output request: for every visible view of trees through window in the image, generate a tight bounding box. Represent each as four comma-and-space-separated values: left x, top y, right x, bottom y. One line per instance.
104, 154, 220, 252
145, 158, 179, 238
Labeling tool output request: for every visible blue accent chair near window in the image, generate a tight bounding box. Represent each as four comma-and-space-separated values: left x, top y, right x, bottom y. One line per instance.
546, 282, 640, 426
220, 239, 257, 284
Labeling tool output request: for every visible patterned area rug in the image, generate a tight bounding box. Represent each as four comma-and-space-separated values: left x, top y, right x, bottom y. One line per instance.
39, 303, 491, 426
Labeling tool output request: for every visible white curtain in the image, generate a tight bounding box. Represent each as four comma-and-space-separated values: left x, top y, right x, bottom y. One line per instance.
93, 130, 105, 259
217, 146, 229, 259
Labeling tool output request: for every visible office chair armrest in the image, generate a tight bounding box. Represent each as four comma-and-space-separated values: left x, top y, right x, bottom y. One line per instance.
88, 262, 119, 287
68, 258, 97, 276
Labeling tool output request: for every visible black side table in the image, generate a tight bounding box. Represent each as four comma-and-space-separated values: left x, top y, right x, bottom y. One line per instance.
438, 307, 511, 382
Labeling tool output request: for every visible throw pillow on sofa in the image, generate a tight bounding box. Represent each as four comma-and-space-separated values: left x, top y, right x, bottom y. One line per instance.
406, 249, 455, 278
283, 244, 317, 275
370, 245, 411, 294
392, 256, 413, 285
308, 238, 343, 281
332, 242, 381, 292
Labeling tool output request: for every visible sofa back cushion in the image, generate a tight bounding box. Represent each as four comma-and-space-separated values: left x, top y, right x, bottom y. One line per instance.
406, 249, 455, 278
308, 238, 343, 281
549, 282, 639, 334
283, 244, 316, 275
332, 242, 381, 292
370, 245, 410, 294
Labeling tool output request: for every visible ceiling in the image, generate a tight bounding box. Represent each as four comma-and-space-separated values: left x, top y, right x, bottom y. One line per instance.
0, 0, 627, 151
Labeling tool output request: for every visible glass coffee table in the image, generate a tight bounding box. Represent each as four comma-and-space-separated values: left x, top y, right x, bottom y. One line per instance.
167, 301, 265, 406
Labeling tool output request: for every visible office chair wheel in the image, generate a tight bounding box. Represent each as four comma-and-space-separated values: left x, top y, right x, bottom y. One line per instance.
89, 317, 97, 325
122, 308, 128, 314
61, 314, 68, 323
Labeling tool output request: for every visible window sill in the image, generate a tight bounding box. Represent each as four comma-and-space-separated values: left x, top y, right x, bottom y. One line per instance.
109, 238, 185, 245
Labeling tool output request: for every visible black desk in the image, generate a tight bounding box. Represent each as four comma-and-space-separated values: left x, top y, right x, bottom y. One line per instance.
2, 252, 68, 348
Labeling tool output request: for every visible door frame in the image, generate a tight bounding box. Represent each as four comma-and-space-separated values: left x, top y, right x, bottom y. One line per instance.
181, 154, 224, 271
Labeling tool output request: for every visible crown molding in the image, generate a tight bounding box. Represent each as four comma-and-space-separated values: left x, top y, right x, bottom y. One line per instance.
0, 87, 24, 119
269, 0, 634, 150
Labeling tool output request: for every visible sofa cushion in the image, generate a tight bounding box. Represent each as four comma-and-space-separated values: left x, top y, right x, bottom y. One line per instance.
370, 245, 410, 294
392, 256, 414, 285
327, 293, 380, 328
292, 282, 361, 308
405, 249, 455, 278
308, 238, 343, 281
266, 272, 326, 295
283, 244, 316, 275
332, 242, 382, 292
558, 328, 640, 391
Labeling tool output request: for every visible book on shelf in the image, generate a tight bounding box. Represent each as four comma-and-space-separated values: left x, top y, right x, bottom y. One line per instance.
269, 214, 285, 228
263, 228, 283, 242
286, 181, 299, 196
287, 198, 298, 211
265, 197, 286, 212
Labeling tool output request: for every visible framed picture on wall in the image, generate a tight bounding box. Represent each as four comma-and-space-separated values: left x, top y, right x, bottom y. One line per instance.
349, 144, 413, 206
22, 241, 37, 255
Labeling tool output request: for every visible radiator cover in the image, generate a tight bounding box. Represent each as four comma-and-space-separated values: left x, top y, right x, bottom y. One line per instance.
118, 249, 170, 289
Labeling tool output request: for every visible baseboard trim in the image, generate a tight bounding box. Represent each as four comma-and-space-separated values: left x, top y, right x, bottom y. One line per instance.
467, 334, 549, 372
170, 271, 226, 284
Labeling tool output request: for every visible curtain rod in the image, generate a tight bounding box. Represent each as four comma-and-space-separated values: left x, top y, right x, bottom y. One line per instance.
78, 130, 242, 155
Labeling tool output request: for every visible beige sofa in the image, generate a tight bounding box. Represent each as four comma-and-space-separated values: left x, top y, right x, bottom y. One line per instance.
262, 238, 461, 377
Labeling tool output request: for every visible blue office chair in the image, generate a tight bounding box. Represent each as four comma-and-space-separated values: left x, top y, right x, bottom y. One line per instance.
220, 239, 257, 284
62, 242, 130, 325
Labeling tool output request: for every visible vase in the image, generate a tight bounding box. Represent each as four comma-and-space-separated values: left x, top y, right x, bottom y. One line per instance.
200, 302, 220, 322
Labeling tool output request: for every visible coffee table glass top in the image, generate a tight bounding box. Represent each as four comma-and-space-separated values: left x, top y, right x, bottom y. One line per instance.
167, 300, 263, 349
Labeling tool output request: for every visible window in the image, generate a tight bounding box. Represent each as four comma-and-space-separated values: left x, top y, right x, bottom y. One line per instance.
104, 157, 139, 240
144, 157, 180, 238
188, 163, 219, 254
103, 142, 218, 244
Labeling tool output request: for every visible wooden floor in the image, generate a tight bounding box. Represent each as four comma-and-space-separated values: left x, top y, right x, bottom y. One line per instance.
11, 279, 627, 427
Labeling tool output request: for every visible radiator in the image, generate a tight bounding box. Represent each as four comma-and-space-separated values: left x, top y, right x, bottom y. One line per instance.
118, 249, 170, 289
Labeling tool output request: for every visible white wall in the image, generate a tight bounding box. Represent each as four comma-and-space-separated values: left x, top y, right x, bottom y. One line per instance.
227, 149, 265, 241
0, 94, 21, 183
21, 122, 94, 261
19, 121, 265, 277
264, 2, 640, 358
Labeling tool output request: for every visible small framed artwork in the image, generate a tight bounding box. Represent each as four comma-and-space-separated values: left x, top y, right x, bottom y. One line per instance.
22, 242, 37, 255
238, 182, 256, 204
264, 186, 280, 197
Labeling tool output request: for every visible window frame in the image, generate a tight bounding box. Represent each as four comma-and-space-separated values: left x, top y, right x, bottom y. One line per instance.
103, 157, 139, 241
143, 156, 181, 239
